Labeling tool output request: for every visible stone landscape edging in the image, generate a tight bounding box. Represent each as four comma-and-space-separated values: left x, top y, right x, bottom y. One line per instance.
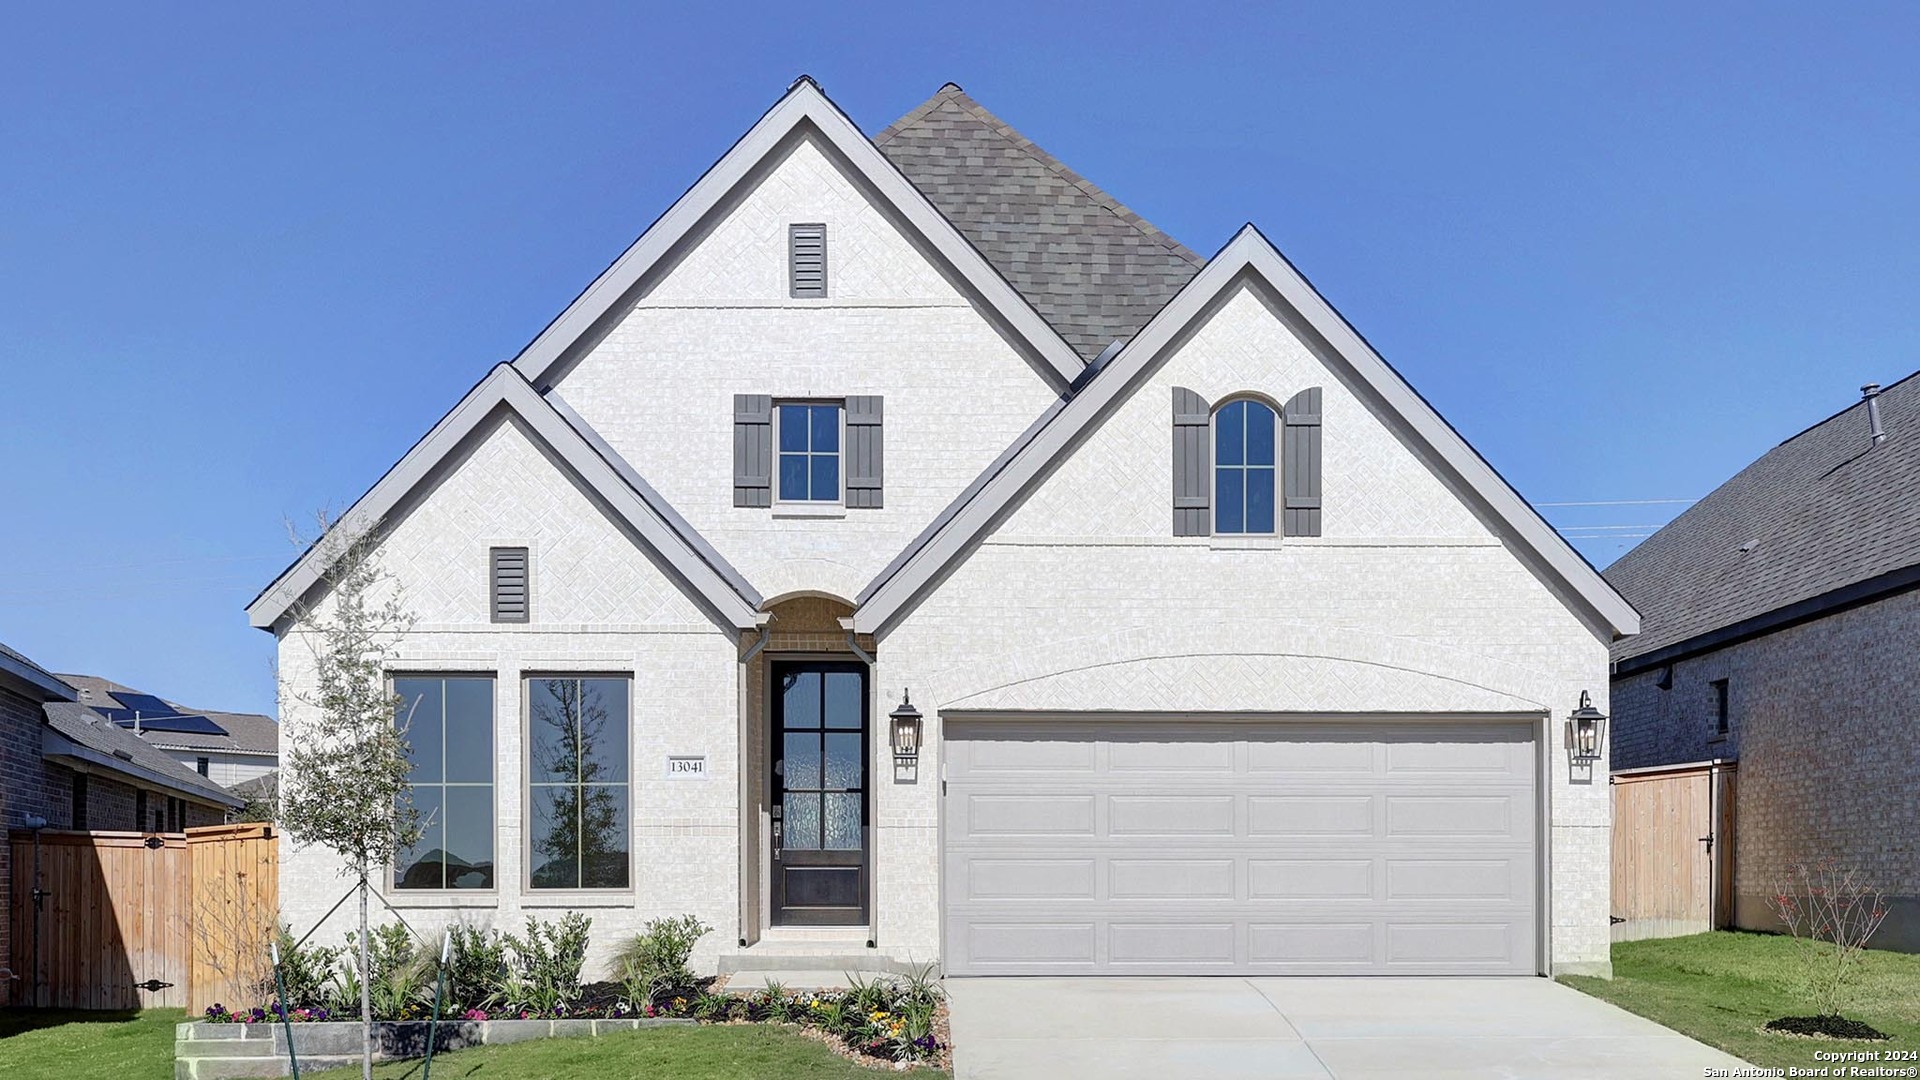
174, 1016, 695, 1079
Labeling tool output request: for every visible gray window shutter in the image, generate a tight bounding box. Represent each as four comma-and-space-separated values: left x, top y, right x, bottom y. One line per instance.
1284, 387, 1323, 537
845, 395, 884, 509
1172, 386, 1211, 536
733, 394, 772, 507
490, 546, 529, 623
789, 223, 827, 298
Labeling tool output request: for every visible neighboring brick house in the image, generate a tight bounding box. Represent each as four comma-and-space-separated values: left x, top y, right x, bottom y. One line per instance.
60, 673, 278, 789
1607, 374, 1920, 950
0, 641, 241, 1002
253, 79, 1638, 981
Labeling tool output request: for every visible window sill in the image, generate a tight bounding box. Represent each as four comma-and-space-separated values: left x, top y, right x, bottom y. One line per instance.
381, 892, 501, 909
772, 505, 847, 519
521, 892, 637, 908
1209, 535, 1282, 551
1707, 734, 1729, 745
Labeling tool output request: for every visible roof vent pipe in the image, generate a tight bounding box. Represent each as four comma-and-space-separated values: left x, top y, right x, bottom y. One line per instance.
1863, 383, 1886, 447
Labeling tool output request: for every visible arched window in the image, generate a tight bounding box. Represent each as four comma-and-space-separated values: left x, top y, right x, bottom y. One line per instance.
1214, 398, 1277, 534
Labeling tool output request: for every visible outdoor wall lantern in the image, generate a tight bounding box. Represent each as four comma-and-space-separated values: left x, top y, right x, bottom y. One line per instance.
1568, 690, 1608, 764
890, 689, 924, 767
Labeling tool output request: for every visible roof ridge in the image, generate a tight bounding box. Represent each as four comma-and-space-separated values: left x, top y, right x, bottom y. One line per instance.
1767, 366, 1920, 452
878, 84, 1204, 269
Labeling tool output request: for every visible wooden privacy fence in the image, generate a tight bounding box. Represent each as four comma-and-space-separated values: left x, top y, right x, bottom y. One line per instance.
1611, 760, 1736, 942
6, 823, 277, 1011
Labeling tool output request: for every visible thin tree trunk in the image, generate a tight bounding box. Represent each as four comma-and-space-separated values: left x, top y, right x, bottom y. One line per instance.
359, 872, 373, 1080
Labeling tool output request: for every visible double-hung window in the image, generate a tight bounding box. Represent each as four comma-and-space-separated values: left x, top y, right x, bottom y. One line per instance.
528, 676, 632, 890
777, 403, 842, 503
394, 676, 495, 889
1215, 398, 1277, 534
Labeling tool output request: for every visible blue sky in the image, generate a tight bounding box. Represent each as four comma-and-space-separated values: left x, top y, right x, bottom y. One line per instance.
3, 3, 1915, 717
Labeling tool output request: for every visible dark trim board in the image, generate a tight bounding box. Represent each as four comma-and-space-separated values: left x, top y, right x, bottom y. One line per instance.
1614, 563, 1920, 676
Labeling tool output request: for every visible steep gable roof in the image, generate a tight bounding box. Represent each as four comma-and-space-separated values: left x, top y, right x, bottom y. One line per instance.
1606, 372, 1920, 665
876, 85, 1204, 362
854, 226, 1640, 642
246, 364, 764, 633
511, 77, 1085, 392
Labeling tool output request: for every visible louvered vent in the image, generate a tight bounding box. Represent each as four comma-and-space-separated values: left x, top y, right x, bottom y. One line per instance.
789, 223, 827, 298
490, 547, 529, 623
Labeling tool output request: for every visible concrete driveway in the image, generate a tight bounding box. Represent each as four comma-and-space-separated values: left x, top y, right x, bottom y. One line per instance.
945, 977, 1751, 1079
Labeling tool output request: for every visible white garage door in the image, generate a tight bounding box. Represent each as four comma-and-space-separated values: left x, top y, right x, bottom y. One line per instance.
941, 719, 1538, 976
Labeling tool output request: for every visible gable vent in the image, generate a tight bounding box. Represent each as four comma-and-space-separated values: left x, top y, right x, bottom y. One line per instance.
789, 223, 827, 298
490, 546, 529, 623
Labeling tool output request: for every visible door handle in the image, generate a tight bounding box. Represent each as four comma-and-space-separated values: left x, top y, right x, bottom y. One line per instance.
772, 818, 782, 860
1699, 834, 1714, 855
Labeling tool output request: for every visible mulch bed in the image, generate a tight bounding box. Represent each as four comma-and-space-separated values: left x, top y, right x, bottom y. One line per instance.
1763, 1015, 1892, 1041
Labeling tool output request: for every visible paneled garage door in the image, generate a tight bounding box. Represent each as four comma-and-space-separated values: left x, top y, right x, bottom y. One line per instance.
941, 719, 1539, 975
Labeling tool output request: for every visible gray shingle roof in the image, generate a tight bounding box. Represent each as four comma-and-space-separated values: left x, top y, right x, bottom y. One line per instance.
43, 701, 242, 807
0, 640, 77, 701
1605, 373, 1920, 662
59, 672, 279, 755
875, 84, 1204, 361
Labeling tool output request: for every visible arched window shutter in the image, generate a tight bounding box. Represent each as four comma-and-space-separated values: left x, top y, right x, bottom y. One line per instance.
1283, 387, 1323, 536
733, 394, 773, 507
1172, 386, 1212, 536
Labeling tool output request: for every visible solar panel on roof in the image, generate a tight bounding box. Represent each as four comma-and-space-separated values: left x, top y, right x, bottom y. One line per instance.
110, 692, 180, 717
114, 714, 227, 736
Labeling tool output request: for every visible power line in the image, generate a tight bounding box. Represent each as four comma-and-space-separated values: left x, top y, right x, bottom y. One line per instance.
1537, 499, 1697, 508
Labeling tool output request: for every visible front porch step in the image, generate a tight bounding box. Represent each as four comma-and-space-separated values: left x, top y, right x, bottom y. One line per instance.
717, 945, 926, 978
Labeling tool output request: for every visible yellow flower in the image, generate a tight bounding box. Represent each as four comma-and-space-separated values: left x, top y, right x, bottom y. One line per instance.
869, 1010, 890, 1023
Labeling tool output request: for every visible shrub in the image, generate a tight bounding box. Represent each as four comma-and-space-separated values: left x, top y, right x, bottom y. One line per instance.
334, 923, 430, 1020
1766, 858, 1891, 1020
266, 924, 343, 1011
613, 914, 711, 1007
443, 922, 508, 1014
499, 912, 592, 1016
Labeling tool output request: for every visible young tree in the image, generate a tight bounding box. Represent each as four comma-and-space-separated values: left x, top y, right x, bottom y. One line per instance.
1767, 858, 1891, 1020
277, 515, 422, 1080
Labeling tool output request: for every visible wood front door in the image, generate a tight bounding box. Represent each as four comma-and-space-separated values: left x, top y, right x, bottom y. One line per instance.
771, 661, 868, 926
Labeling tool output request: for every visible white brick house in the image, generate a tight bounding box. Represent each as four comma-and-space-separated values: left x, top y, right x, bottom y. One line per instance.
250, 79, 1637, 980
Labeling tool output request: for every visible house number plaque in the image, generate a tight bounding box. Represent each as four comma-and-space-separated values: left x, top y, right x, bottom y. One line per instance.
665, 755, 708, 779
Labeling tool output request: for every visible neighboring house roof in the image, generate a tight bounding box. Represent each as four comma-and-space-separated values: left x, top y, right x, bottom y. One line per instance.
509, 76, 1086, 393
0, 640, 77, 702
247, 363, 766, 633
42, 701, 243, 808
229, 771, 277, 800
854, 226, 1641, 642
1606, 372, 1920, 668
58, 673, 279, 756
876, 84, 1204, 362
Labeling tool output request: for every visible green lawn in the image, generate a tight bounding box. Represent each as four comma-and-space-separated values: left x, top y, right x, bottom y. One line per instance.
1561, 931, 1920, 1071
301, 1024, 942, 1079
0, 1008, 187, 1080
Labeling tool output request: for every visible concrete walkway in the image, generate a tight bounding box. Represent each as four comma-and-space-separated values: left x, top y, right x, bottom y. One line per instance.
945, 977, 1752, 1079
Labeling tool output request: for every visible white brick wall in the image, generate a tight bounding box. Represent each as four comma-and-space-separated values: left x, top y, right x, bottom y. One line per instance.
550, 135, 1062, 602
871, 281, 1614, 975
277, 417, 743, 977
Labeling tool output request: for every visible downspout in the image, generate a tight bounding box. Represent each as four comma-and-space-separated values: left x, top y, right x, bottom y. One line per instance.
836, 616, 875, 665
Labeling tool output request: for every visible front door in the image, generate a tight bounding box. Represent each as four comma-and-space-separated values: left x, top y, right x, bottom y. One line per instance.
771, 661, 868, 926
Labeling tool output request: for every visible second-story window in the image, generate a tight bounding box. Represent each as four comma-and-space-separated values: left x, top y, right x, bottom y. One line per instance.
778, 403, 842, 503
1215, 398, 1277, 534
1711, 678, 1730, 737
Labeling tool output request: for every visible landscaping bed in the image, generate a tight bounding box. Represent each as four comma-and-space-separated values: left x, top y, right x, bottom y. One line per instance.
1560, 931, 1920, 1071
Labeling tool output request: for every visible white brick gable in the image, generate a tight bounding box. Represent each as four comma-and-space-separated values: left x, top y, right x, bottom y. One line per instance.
377, 415, 710, 626
551, 134, 1061, 602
